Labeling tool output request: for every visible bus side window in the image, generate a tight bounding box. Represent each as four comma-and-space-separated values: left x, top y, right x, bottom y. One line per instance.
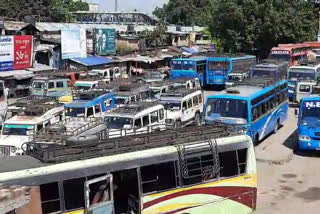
40, 182, 61, 214
56, 81, 64, 88
63, 178, 85, 211
48, 82, 55, 89
252, 108, 257, 121
140, 161, 178, 194
219, 151, 238, 178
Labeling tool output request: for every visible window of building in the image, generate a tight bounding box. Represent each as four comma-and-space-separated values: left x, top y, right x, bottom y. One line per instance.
56, 81, 64, 88
219, 151, 238, 178
159, 109, 164, 120
40, 182, 61, 214
95, 104, 101, 114
142, 115, 149, 126
48, 82, 55, 89
150, 111, 158, 124
141, 162, 177, 194
63, 178, 85, 211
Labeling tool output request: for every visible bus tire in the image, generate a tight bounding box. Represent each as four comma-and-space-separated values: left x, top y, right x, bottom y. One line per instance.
194, 112, 201, 126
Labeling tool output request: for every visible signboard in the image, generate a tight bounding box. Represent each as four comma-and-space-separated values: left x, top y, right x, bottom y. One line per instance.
304, 101, 320, 108
0, 36, 14, 71
13, 35, 33, 70
61, 29, 87, 59
94, 29, 116, 55
272, 50, 290, 55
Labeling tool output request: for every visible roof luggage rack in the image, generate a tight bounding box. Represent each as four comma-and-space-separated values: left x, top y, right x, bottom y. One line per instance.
26, 123, 245, 163
228, 77, 279, 88
161, 88, 199, 98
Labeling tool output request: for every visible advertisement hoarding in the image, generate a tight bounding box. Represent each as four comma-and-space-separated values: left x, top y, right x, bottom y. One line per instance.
94, 29, 116, 55
0, 36, 14, 71
13, 35, 33, 70
61, 29, 87, 59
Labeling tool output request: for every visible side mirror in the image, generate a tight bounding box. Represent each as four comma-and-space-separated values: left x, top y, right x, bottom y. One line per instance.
294, 108, 298, 116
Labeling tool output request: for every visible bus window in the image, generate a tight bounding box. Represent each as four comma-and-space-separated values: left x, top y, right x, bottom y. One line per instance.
219, 151, 238, 178
56, 81, 64, 88
63, 178, 85, 211
40, 182, 61, 214
238, 149, 247, 174
150, 111, 159, 124
183, 154, 218, 186
48, 82, 55, 89
141, 161, 177, 194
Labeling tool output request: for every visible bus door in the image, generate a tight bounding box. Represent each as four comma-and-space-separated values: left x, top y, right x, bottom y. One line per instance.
85, 174, 114, 214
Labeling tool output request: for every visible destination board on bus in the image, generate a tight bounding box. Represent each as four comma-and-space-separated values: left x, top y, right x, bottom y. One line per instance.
271, 50, 290, 54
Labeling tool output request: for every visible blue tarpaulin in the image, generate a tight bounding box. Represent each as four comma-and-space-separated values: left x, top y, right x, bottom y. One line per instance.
181, 47, 199, 54
70, 55, 113, 67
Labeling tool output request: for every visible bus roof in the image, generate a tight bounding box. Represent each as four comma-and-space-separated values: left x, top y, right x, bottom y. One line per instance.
252, 60, 288, 68
302, 95, 320, 102
172, 57, 207, 62
208, 79, 287, 100
0, 134, 251, 185
207, 54, 255, 60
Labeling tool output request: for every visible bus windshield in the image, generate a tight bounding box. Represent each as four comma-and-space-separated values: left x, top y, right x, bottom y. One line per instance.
288, 68, 315, 80
251, 69, 276, 78
205, 98, 248, 123
104, 116, 133, 129
269, 54, 290, 61
2, 124, 34, 136
301, 104, 320, 127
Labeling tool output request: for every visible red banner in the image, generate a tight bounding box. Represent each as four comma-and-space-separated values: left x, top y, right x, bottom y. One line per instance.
13, 35, 33, 70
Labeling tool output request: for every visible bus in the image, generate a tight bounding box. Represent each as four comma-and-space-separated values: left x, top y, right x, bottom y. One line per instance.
0, 124, 257, 214
270, 43, 311, 66
296, 84, 320, 150
203, 79, 289, 144
288, 60, 320, 102
204, 54, 256, 87
250, 59, 288, 80
170, 57, 207, 80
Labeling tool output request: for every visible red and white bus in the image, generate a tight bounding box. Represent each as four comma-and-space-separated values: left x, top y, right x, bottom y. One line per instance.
270, 43, 311, 66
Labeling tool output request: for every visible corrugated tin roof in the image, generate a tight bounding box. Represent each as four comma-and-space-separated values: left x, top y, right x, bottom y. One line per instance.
4, 21, 29, 31
70, 55, 113, 66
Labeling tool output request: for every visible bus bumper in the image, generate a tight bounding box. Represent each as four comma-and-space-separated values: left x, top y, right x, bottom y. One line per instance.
298, 139, 320, 150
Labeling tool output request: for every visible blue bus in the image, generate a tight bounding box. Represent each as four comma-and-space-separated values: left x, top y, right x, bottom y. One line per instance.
65, 91, 116, 118
204, 54, 256, 87
288, 60, 320, 102
250, 59, 288, 80
170, 57, 207, 80
296, 85, 320, 150
203, 79, 289, 144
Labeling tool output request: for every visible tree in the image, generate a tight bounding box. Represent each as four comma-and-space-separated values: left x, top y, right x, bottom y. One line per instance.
0, 0, 89, 22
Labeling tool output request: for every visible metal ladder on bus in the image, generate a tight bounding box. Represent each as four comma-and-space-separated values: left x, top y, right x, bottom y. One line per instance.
177, 139, 220, 179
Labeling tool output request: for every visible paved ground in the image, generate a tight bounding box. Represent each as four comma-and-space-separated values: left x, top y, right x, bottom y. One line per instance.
202, 90, 320, 213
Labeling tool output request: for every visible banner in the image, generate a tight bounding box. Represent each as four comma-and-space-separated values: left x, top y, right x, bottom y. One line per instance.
13, 35, 33, 70
61, 29, 81, 59
0, 36, 14, 71
94, 29, 116, 55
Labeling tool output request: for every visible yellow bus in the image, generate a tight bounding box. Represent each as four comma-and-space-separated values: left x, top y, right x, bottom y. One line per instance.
0, 125, 257, 214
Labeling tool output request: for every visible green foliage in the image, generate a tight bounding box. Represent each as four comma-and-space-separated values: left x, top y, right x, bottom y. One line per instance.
0, 0, 89, 22
154, 0, 318, 57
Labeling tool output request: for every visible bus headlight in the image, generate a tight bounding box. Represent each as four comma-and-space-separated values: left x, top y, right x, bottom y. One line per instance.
299, 135, 311, 141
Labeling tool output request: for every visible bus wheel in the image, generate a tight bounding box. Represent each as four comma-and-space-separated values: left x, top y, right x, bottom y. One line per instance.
194, 112, 201, 126
274, 119, 280, 134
